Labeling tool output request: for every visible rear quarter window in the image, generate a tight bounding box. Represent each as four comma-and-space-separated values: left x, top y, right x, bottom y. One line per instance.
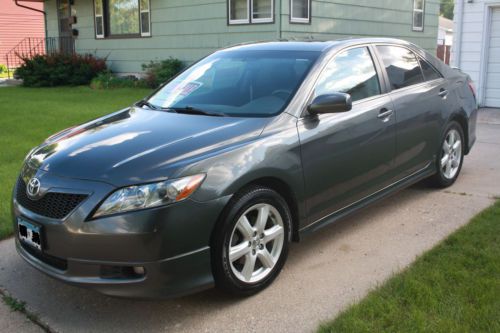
418, 58, 442, 81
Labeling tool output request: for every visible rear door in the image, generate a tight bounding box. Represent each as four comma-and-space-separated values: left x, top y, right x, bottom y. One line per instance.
375, 45, 447, 180
298, 46, 396, 223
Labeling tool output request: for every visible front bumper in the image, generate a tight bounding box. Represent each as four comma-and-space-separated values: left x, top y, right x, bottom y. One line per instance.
12, 167, 231, 298
15, 238, 213, 299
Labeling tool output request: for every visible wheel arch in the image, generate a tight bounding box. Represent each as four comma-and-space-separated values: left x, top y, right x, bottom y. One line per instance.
211, 176, 301, 245
447, 111, 470, 154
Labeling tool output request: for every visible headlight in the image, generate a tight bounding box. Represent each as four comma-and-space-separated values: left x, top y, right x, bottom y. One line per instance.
92, 174, 205, 218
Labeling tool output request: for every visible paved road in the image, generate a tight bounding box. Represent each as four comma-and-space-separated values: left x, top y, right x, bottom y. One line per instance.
0, 109, 499, 333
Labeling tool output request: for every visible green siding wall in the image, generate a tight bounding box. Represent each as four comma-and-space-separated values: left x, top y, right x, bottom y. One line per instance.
44, 0, 438, 74
281, 0, 439, 52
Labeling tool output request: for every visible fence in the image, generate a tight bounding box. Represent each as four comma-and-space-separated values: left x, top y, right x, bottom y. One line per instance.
4, 37, 74, 78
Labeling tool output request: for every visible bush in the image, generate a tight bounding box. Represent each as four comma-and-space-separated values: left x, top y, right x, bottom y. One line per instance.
0, 64, 7, 74
14, 53, 107, 87
90, 71, 149, 89
142, 58, 183, 88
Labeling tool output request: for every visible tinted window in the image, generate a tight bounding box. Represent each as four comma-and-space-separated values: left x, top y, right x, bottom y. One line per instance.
376, 46, 425, 90
315, 47, 381, 102
147, 50, 320, 117
419, 58, 441, 81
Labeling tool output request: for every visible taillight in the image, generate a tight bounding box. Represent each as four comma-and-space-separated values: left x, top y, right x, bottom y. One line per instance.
467, 80, 477, 100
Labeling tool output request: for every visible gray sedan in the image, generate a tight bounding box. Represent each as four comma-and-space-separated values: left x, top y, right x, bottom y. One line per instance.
13, 38, 477, 298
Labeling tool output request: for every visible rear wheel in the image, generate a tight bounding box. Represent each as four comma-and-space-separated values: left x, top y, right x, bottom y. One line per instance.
212, 186, 291, 296
429, 121, 464, 187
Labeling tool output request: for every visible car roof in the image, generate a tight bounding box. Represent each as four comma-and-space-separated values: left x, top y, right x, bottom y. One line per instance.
223, 37, 415, 53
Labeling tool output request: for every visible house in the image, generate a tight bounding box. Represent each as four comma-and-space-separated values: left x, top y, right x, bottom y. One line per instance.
0, 0, 45, 68
453, 0, 500, 108
437, 16, 453, 64
41, 0, 439, 75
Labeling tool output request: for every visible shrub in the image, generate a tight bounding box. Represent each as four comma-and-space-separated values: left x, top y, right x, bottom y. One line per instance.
142, 58, 183, 88
90, 71, 149, 89
14, 53, 107, 87
0, 64, 7, 74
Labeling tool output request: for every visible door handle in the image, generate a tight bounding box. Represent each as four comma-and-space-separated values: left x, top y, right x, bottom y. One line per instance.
377, 108, 394, 120
438, 89, 448, 97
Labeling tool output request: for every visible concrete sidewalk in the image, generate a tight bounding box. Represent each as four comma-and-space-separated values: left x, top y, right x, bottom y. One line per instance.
0, 299, 43, 333
0, 109, 498, 333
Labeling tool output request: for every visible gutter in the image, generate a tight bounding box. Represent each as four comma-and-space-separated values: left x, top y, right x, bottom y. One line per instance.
14, 0, 48, 43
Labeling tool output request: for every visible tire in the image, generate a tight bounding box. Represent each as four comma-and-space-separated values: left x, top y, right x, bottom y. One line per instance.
429, 121, 465, 188
212, 185, 292, 296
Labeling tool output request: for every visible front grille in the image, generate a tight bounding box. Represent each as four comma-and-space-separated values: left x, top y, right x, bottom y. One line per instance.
15, 177, 88, 219
20, 241, 68, 271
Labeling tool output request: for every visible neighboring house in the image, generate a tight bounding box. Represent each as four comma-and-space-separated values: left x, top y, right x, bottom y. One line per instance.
42, 0, 439, 75
0, 0, 45, 67
437, 16, 452, 64
453, 0, 500, 107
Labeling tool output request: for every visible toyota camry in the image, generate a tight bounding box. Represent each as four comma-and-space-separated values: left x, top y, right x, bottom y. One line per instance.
13, 38, 477, 298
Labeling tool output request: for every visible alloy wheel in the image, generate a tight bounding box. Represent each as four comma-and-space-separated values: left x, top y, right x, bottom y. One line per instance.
441, 128, 462, 180
228, 203, 285, 284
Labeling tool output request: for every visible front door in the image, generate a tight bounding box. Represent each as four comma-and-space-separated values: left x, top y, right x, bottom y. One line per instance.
298, 46, 396, 224
57, 0, 74, 54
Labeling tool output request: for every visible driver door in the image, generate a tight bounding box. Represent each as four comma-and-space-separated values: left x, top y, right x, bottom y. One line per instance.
298, 46, 396, 223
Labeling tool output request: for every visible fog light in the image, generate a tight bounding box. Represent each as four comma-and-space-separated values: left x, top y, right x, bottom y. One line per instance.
133, 266, 145, 276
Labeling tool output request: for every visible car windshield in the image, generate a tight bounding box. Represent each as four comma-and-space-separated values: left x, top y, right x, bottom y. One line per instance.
146, 49, 320, 117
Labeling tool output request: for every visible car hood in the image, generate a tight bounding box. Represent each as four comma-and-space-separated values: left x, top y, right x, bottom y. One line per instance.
25, 107, 270, 186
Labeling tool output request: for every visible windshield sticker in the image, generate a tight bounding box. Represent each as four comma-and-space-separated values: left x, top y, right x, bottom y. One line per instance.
161, 81, 203, 107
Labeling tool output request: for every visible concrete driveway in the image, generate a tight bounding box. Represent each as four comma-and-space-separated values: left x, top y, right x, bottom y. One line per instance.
1, 109, 499, 333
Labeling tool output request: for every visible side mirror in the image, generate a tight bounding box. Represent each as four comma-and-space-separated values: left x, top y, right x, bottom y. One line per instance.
307, 93, 352, 115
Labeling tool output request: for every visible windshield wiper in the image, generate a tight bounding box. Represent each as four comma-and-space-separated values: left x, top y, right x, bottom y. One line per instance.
136, 100, 160, 110
165, 106, 225, 117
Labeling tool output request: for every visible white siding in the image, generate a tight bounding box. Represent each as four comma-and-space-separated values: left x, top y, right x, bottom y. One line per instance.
452, 0, 500, 107
485, 8, 500, 107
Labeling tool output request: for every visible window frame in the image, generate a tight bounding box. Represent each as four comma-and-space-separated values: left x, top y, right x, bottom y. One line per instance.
412, 0, 425, 32
228, 0, 274, 25
290, 0, 311, 24
94, 0, 105, 39
93, 0, 151, 39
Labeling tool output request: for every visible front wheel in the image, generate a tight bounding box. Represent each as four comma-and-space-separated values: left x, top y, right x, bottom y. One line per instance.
212, 186, 292, 296
429, 121, 465, 187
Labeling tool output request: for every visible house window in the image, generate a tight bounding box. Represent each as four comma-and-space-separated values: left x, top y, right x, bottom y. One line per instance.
412, 0, 425, 31
94, 0, 151, 38
290, 0, 310, 23
228, 0, 273, 24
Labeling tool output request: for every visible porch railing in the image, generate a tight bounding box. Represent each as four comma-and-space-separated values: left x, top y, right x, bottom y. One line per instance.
5, 37, 75, 78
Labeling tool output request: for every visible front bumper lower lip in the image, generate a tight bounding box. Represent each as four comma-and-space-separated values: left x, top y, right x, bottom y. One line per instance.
16, 239, 214, 299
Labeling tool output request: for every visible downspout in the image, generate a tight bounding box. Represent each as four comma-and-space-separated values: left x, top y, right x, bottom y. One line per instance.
453, 0, 464, 68
276, 0, 282, 40
14, 0, 48, 44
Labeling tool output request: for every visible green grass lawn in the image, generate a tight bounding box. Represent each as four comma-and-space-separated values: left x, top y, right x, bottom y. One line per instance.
319, 200, 500, 333
0, 86, 151, 239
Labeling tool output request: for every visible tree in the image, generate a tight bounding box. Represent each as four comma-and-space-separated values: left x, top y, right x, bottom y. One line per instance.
440, 0, 454, 20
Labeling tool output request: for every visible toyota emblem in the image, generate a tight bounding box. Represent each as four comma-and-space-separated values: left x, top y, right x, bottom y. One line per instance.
27, 178, 41, 198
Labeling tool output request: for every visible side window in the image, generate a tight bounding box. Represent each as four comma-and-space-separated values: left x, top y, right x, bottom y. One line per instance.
314, 47, 381, 102
376, 45, 424, 90
419, 58, 442, 81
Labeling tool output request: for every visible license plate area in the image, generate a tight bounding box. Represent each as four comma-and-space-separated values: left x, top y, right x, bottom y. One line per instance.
17, 218, 43, 251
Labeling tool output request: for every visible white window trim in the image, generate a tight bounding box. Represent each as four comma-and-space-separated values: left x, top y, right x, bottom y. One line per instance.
412, 0, 425, 32
229, 0, 250, 24
140, 0, 151, 37
290, 0, 310, 23
229, 0, 274, 24
94, 0, 104, 39
252, 0, 274, 23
